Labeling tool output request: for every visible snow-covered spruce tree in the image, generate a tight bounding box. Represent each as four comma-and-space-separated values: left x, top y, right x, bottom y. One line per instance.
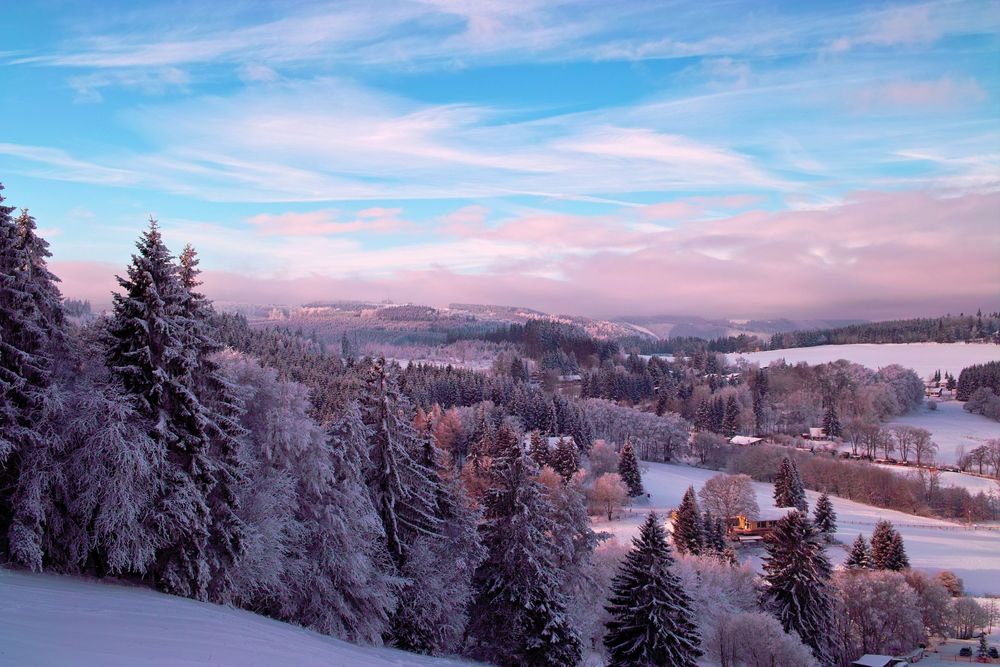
465, 433, 582, 666
221, 353, 396, 643
886, 531, 910, 571
869, 519, 908, 571
106, 219, 244, 600
389, 420, 484, 655
42, 325, 160, 576
978, 632, 990, 659
672, 486, 704, 556
177, 244, 247, 601
722, 396, 739, 438
694, 400, 711, 431
617, 439, 643, 497
845, 534, 870, 569
823, 404, 842, 438
604, 512, 701, 667
550, 435, 579, 482
773, 456, 807, 511
761, 510, 833, 661
813, 492, 837, 539
0, 188, 61, 569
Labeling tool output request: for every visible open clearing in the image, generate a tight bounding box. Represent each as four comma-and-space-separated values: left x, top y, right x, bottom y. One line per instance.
728, 342, 1000, 379
0, 569, 476, 667
887, 400, 1000, 465
593, 462, 1000, 595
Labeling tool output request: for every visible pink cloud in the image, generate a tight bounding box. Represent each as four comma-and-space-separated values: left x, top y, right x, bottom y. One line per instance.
54, 191, 1000, 320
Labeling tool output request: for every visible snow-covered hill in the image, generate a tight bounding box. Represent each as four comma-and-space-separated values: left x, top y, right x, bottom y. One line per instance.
728, 342, 1000, 379
593, 462, 1000, 595
0, 569, 480, 667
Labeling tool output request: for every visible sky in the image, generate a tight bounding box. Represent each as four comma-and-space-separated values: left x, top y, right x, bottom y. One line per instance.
1, 0, 998, 319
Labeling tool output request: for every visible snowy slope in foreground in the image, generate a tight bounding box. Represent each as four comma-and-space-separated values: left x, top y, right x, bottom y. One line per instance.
593, 462, 1000, 595
0, 569, 479, 667
728, 342, 1000, 379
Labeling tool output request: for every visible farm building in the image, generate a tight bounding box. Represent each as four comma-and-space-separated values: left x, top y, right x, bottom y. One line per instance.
729, 435, 764, 446
802, 427, 827, 440
730, 507, 796, 543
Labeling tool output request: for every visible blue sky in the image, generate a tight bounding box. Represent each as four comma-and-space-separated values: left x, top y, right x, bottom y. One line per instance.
1, 0, 998, 317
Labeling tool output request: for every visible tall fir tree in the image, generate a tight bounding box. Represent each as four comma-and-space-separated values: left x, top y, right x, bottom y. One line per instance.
813, 492, 837, 538
823, 403, 842, 438
694, 400, 711, 431
761, 511, 833, 661
617, 439, 644, 497
722, 396, 740, 438
106, 219, 241, 600
0, 189, 61, 569
869, 519, 909, 571
550, 436, 578, 482
773, 456, 808, 511
466, 434, 582, 666
359, 357, 441, 567
672, 486, 704, 556
844, 534, 870, 569
176, 243, 247, 599
604, 512, 701, 667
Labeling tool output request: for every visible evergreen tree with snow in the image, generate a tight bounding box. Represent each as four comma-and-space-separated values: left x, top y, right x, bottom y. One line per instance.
844, 534, 870, 569
177, 243, 248, 600
0, 189, 62, 569
617, 439, 643, 497
528, 430, 549, 469
722, 396, 740, 438
550, 436, 578, 482
604, 512, 701, 667
869, 519, 908, 571
761, 510, 833, 661
360, 357, 442, 566
978, 633, 990, 660
813, 492, 836, 539
466, 433, 582, 666
773, 456, 807, 511
672, 486, 704, 556
823, 404, 841, 438
107, 219, 243, 600
694, 400, 711, 431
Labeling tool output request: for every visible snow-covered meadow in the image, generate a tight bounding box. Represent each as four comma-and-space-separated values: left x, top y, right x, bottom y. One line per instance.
886, 399, 1000, 465
0, 569, 479, 667
728, 342, 1000, 379
593, 462, 1000, 595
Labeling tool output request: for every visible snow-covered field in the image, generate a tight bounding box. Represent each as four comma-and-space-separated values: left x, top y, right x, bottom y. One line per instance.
0, 569, 478, 667
728, 342, 1000, 379
886, 400, 1000, 465
874, 462, 1000, 494
594, 462, 1000, 595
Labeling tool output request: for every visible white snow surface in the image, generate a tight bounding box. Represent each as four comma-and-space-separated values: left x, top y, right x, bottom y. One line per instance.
594, 462, 1000, 595
0, 569, 479, 667
728, 342, 1000, 379
886, 400, 1000, 465
874, 462, 1000, 494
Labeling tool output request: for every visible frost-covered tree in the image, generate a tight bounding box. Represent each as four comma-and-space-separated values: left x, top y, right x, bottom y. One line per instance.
845, 534, 870, 570
722, 396, 740, 438
359, 357, 441, 566
813, 492, 836, 538
0, 188, 63, 568
773, 456, 807, 511
698, 473, 758, 525
550, 436, 579, 482
672, 486, 704, 556
761, 510, 832, 661
708, 611, 816, 667
870, 520, 908, 571
604, 512, 701, 667
831, 570, 923, 660
617, 439, 643, 496
823, 403, 841, 438
106, 219, 244, 600
466, 434, 581, 666
221, 355, 396, 643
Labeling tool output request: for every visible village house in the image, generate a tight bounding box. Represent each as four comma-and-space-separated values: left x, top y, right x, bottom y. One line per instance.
729, 435, 764, 446
850, 655, 910, 667
729, 507, 797, 544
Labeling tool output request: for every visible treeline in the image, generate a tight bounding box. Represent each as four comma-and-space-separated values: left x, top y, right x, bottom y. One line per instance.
448, 318, 617, 372
956, 360, 1000, 400
728, 446, 998, 522
770, 312, 1000, 349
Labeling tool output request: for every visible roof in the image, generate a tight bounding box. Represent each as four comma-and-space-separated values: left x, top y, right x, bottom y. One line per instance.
851, 655, 897, 667
730, 435, 763, 446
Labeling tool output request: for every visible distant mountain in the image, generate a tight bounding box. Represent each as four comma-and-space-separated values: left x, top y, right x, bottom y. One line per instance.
615, 315, 868, 341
